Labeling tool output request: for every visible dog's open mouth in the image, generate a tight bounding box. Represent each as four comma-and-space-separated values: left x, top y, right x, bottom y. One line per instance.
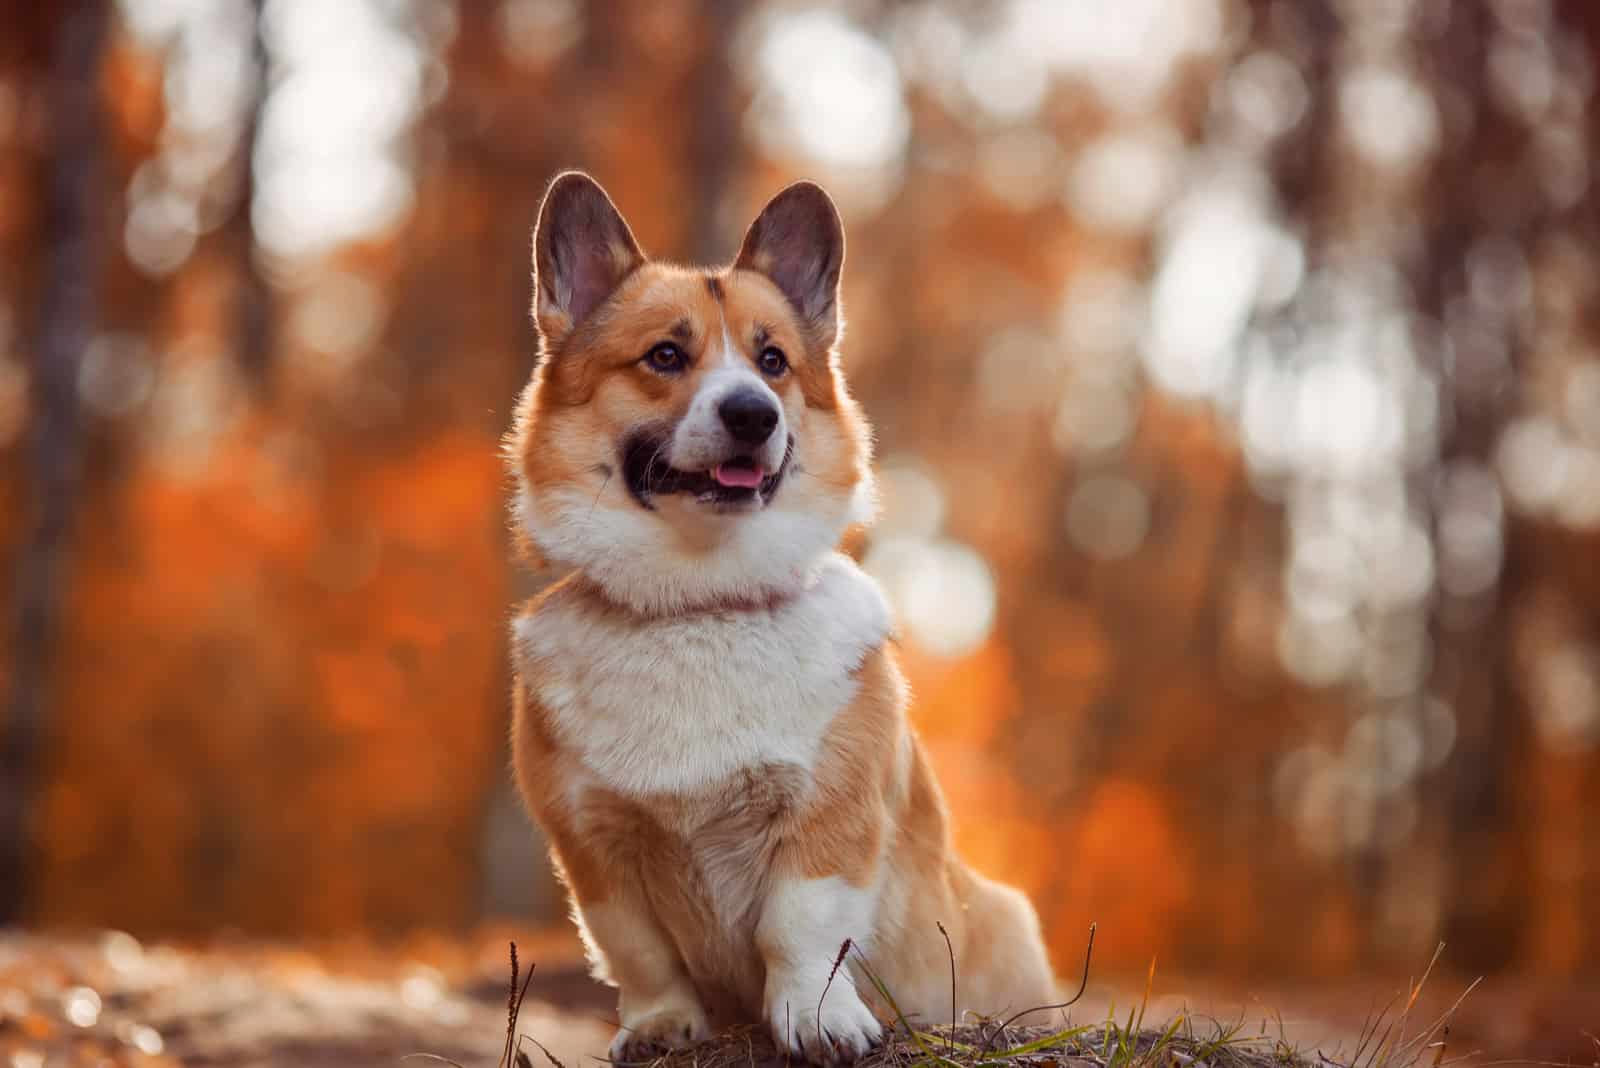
622, 434, 793, 510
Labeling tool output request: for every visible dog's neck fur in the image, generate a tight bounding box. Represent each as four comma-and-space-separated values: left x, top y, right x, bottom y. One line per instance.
568, 571, 798, 619
515, 470, 876, 617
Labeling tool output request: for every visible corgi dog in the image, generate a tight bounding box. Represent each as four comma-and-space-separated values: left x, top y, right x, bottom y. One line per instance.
507, 173, 1055, 1064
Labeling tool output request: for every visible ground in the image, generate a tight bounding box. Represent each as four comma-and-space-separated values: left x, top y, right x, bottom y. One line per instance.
0, 929, 1591, 1068
0, 927, 609, 1068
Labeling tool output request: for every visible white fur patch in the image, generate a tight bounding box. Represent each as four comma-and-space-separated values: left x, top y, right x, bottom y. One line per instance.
758, 875, 879, 968
716, 317, 742, 368
514, 553, 891, 795
759, 876, 884, 1060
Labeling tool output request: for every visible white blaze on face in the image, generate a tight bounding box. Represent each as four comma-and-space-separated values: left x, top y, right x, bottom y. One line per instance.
717, 317, 742, 370
668, 313, 789, 475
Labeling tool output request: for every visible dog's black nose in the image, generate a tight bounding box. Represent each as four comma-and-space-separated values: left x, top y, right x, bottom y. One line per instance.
718, 388, 780, 445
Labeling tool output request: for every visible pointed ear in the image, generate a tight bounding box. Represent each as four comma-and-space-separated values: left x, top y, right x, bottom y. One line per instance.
532, 172, 645, 346
735, 182, 844, 349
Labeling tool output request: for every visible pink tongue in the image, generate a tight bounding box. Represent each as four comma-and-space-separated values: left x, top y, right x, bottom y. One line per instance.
712, 463, 765, 489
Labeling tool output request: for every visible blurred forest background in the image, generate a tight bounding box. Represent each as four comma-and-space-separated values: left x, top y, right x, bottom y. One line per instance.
1, 0, 1599, 1060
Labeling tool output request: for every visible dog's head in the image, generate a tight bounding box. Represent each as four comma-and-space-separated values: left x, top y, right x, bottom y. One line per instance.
508, 173, 876, 614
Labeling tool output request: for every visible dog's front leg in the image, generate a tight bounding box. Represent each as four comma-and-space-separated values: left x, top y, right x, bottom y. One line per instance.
757, 872, 884, 1065
531, 802, 708, 1059
576, 883, 711, 1062
515, 687, 709, 1061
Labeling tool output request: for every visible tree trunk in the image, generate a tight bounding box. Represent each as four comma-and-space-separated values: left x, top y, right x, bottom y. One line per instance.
0, 0, 108, 924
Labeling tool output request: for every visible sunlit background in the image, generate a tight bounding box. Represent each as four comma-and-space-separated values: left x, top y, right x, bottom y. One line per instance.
2, 0, 1598, 1064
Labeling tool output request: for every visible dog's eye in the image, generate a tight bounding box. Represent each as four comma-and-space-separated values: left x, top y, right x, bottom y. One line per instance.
642, 343, 687, 374
757, 346, 788, 377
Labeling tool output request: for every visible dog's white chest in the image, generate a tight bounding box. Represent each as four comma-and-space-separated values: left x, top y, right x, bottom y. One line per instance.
515, 552, 891, 795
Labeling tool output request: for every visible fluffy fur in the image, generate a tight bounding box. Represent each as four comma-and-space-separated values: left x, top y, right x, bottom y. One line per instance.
506, 173, 1055, 1065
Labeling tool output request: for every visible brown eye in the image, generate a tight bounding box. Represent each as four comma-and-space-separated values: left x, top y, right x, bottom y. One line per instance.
642, 343, 686, 374
757, 346, 788, 377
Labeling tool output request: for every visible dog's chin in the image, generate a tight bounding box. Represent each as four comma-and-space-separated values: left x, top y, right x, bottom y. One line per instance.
689, 488, 768, 516
622, 433, 793, 516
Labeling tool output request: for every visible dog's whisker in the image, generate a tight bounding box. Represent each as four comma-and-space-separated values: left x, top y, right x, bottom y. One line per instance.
589, 470, 613, 517
643, 437, 673, 484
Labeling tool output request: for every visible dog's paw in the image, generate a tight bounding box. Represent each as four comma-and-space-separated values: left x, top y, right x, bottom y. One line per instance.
766, 982, 883, 1065
609, 999, 711, 1063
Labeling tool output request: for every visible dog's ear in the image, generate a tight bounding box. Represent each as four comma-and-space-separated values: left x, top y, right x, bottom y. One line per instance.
533, 172, 645, 346
735, 182, 844, 350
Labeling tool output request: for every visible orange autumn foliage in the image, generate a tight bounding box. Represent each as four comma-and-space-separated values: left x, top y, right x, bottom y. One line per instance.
29, 425, 508, 936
